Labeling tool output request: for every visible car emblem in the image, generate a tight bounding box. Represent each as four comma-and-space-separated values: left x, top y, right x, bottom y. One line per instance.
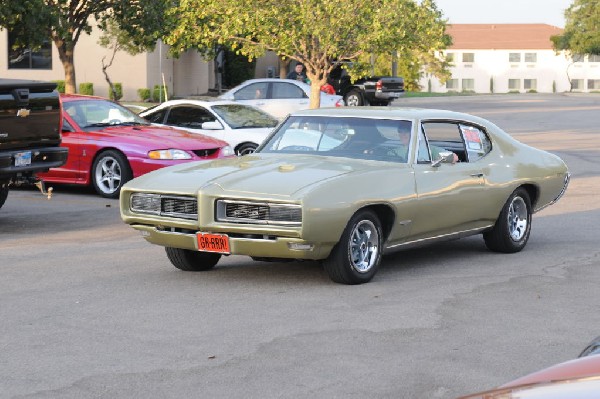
17, 109, 31, 118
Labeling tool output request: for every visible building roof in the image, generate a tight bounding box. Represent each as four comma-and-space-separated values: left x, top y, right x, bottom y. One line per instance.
447, 24, 563, 50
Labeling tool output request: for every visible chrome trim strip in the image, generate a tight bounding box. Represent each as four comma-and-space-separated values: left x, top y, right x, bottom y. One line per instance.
385, 225, 493, 250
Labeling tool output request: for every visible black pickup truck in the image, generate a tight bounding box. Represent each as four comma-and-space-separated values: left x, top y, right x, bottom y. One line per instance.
328, 64, 405, 107
0, 79, 68, 210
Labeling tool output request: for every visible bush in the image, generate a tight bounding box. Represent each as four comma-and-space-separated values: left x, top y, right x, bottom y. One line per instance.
223, 49, 256, 88
108, 83, 123, 101
152, 85, 169, 102
53, 80, 65, 93
79, 82, 94, 95
137, 88, 151, 102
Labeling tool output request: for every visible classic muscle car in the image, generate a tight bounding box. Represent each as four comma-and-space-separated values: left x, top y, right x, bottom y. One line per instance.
120, 108, 570, 284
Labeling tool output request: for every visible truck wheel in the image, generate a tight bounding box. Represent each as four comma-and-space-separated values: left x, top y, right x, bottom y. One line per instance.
165, 247, 221, 271
0, 183, 8, 210
322, 209, 383, 284
91, 150, 133, 199
344, 90, 364, 106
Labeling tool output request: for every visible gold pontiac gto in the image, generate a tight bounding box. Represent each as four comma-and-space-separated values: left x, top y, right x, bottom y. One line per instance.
120, 108, 570, 284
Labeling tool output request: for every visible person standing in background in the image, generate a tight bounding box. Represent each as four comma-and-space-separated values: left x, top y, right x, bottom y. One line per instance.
287, 63, 307, 82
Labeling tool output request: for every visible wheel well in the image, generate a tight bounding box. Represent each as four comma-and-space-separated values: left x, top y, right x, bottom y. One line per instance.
235, 142, 258, 152
360, 204, 395, 241
519, 184, 539, 209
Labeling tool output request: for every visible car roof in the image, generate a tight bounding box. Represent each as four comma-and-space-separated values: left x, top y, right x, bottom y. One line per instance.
288, 106, 488, 123
147, 98, 242, 108
60, 93, 108, 102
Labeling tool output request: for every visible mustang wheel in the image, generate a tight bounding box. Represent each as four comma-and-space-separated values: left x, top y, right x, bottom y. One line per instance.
91, 150, 133, 199
0, 183, 8, 210
236, 142, 258, 156
344, 90, 364, 106
323, 209, 383, 284
484, 188, 532, 253
165, 247, 221, 271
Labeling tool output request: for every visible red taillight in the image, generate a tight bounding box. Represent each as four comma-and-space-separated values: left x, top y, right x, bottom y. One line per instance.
376, 80, 383, 91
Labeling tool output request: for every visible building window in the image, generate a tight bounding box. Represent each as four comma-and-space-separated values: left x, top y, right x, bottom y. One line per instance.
524, 53, 537, 63
445, 79, 459, 90
446, 53, 454, 62
508, 79, 520, 91
462, 53, 474, 63
571, 79, 583, 91
509, 53, 521, 62
7, 31, 52, 70
587, 79, 600, 90
589, 54, 600, 62
462, 79, 474, 91
524, 79, 537, 91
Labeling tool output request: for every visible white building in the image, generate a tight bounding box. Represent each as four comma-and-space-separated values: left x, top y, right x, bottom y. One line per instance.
422, 24, 600, 94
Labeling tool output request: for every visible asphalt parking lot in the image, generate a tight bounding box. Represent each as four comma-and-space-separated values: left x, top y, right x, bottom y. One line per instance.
1, 93, 599, 398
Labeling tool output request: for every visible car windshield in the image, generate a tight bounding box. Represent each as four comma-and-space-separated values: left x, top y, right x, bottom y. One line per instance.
211, 104, 278, 129
64, 99, 150, 129
259, 116, 412, 163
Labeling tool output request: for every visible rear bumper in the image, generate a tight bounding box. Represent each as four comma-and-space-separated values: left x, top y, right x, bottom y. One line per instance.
0, 147, 68, 178
374, 91, 405, 101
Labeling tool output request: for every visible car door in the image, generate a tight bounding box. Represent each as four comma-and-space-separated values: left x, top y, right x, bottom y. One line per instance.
267, 81, 309, 118
40, 114, 85, 182
409, 121, 492, 240
163, 105, 222, 140
230, 82, 271, 114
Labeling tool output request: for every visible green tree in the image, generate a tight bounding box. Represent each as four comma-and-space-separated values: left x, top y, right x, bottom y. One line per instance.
551, 0, 600, 55
0, 0, 173, 94
166, 0, 450, 108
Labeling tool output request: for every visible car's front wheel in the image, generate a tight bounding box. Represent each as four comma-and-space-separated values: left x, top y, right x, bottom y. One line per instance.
91, 150, 133, 198
322, 209, 383, 284
236, 142, 258, 156
165, 247, 221, 271
483, 188, 532, 253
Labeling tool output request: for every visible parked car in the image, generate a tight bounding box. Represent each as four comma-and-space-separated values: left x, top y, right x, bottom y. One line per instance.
38, 94, 234, 199
459, 337, 600, 398
218, 78, 344, 120
120, 108, 569, 284
139, 99, 279, 155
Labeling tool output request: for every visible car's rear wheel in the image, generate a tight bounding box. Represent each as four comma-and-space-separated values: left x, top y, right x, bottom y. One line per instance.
322, 209, 383, 284
484, 188, 532, 253
344, 90, 364, 106
0, 183, 9, 210
236, 142, 258, 156
165, 247, 221, 271
91, 150, 133, 199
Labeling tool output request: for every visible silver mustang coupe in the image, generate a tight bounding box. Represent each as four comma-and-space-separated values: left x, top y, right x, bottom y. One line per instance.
120, 108, 570, 284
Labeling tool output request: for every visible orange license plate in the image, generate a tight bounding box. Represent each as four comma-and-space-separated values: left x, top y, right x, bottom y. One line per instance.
197, 233, 230, 254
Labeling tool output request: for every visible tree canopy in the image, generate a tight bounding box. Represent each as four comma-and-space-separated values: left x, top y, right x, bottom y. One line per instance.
552, 0, 600, 56
166, 0, 450, 107
0, 0, 173, 93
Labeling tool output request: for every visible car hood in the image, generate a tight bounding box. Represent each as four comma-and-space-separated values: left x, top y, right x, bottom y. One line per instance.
93, 124, 227, 149
125, 153, 379, 198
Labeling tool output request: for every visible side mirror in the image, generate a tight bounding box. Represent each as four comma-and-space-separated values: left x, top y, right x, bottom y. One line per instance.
431, 151, 455, 167
201, 121, 223, 130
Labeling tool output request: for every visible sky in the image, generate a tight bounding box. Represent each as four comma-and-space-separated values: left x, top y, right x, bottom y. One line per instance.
434, 0, 572, 27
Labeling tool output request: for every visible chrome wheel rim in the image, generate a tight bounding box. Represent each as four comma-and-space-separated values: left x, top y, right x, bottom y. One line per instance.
346, 95, 360, 106
508, 196, 528, 241
95, 156, 122, 194
349, 220, 379, 273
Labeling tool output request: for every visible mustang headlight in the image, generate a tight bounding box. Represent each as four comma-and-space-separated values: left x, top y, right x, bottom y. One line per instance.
221, 145, 234, 157
148, 149, 192, 160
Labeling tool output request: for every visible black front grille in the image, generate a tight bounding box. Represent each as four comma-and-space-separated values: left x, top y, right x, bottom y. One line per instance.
192, 148, 219, 158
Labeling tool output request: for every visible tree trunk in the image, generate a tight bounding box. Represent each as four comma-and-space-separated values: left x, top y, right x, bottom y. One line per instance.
308, 79, 326, 109
54, 38, 77, 94
279, 57, 290, 79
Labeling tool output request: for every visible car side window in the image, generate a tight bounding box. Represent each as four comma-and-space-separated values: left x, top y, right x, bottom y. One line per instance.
272, 82, 307, 99
144, 109, 167, 124
417, 127, 431, 163
421, 122, 468, 162
233, 83, 269, 100
166, 106, 216, 128
459, 124, 492, 162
